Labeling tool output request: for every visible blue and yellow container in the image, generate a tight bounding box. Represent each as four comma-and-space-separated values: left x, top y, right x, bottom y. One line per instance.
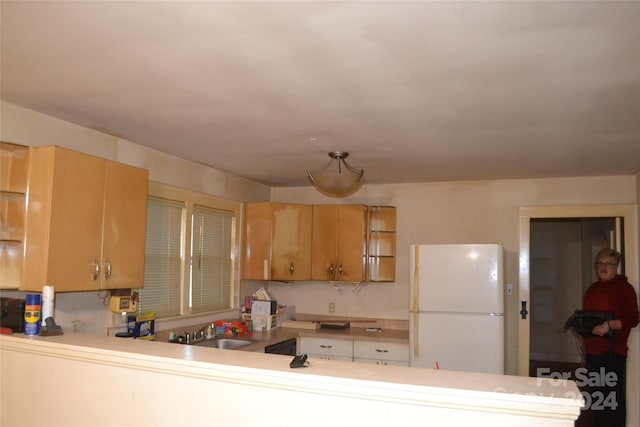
127, 312, 156, 340
24, 294, 41, 335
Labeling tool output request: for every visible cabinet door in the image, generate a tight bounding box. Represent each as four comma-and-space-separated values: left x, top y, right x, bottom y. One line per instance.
271, 203, 312, 280
101, 161, 148, 289
311, 205, 367, 282
242, 202, 272, 280
336, 205, 367, 282
299, 336, 353, 361
24, 147, 105, 291
0, 143, 30, 290
311, 204, 338, 280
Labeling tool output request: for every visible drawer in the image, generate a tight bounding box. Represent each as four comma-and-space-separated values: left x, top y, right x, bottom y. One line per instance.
353, 357, 408, 367
353, 340, 408, 362
299, 337, 353, 358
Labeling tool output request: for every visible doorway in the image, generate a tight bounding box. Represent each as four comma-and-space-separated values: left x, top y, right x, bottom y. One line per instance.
528, 217, 623, 427
517, 204, 638, 427
529, 217, 621, 375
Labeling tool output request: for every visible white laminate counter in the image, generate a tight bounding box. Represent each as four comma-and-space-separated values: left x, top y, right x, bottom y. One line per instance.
230, 325, 409, 352
1, 333, 582, 427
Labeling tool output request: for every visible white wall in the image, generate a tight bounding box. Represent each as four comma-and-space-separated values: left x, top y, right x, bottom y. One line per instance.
0, 102, 271, 202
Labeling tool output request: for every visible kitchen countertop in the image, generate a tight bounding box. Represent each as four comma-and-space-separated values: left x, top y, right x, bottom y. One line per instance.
173, 325, 409, 352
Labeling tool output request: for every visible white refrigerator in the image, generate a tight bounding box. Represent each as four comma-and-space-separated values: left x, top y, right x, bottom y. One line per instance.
409, 243, 504, 374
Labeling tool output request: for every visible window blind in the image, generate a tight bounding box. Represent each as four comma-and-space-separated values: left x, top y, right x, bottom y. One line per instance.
139, 197, 184, 318
190, 205, 233, 314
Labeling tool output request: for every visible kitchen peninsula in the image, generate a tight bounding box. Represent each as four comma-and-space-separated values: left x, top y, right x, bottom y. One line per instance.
1, 333, 582, 426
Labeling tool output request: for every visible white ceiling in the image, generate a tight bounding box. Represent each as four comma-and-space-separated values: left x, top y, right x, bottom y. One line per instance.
2, 1, 639, 188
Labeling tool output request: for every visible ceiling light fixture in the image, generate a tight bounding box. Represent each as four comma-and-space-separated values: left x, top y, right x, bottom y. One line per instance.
305, 151, 364, 198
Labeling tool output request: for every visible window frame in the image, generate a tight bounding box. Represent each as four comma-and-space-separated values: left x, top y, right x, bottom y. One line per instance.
143, 181, 242, 326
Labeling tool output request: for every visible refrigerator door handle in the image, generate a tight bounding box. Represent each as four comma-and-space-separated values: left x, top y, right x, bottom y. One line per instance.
411, 311, 419, 359
411, 246, 420, 361
411, 246, 420, 313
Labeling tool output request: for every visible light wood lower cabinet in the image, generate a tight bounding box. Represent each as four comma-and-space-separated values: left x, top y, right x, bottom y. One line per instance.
353, 340, 409, 366
22, 146, 148, 292
298, 336, 354, 361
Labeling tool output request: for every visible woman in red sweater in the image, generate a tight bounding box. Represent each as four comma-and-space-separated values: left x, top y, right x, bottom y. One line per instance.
583, 248, 639, 427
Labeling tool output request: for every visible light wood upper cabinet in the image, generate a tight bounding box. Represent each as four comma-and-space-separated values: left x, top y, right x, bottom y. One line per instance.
22, 146, 148, 292
101, 161, 149, 289
242, 202, 312, 281
311, 204, 367, 282
0, 142, 30, 289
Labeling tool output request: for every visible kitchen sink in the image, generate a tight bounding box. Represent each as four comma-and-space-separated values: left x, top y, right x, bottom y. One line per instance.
193, 338, 253, 349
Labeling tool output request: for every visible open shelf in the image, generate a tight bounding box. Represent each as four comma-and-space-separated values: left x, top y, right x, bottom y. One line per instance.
0, 142, 29, 289
367, 206, 396, 282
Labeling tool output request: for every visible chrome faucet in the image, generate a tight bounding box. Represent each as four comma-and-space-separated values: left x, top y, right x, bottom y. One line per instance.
178, 323, 216, 345
194, 323, 216, 341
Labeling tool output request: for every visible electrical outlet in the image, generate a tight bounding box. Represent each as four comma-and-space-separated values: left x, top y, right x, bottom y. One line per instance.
70, 320, 81, 333
506, 284, 514, 296
328, 302, 336, 314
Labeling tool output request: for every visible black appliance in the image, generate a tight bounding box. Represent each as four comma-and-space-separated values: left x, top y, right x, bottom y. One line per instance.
0, 297, 25, 333
264, 338, 297, 356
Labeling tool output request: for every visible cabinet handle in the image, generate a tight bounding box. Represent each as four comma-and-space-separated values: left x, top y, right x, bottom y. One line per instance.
92, 259, 100, 281
338, 263, 343, 277
289, 262, 294, 274
320, 345, 332, 349
375, 349, 389, 353
104, 260, 112, 280
327, 263, 334, 277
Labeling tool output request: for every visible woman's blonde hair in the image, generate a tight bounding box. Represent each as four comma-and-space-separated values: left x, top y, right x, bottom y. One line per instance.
595, 247, 622, 265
